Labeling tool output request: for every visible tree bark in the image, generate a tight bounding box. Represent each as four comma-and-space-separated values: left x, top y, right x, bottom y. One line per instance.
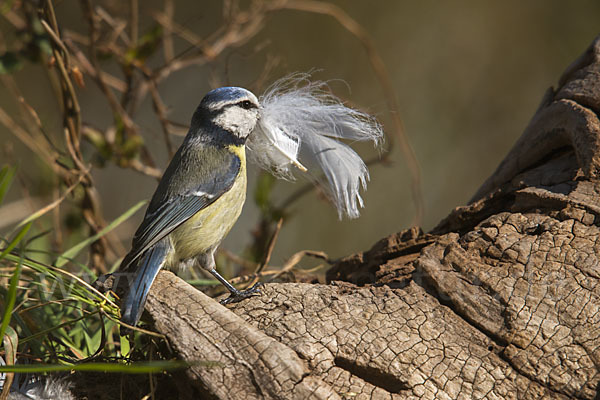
145, 35, 600, 399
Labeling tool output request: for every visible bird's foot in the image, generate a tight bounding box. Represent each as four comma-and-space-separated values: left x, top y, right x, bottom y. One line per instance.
220, 282, 262, 305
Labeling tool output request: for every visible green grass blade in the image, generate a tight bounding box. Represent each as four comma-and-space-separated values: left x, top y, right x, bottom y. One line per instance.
2, 253, 119, 309
119, 330, 130, 357
0, 165, 16, 205
2, 325, 18, 365
0, 253, 23, 345
19, 310, 99, 345
0, 360, 191, 374
1, 325, 18, 397
0, 221, 31, 261
55, 200, 147, 267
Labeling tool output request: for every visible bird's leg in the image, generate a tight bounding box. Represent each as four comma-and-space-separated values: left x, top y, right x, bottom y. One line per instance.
208, 267, 262, 304
200, 248, 261, 304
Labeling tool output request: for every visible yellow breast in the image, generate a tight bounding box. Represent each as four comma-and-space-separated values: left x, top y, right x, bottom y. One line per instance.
167, 145, 247, 265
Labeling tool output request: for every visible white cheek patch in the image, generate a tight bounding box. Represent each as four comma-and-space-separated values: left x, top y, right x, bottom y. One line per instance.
214, 107, 257, 138
247, 73, 383, 219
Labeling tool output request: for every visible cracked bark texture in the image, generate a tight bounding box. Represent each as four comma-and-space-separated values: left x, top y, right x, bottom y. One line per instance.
144, 35, 600, 399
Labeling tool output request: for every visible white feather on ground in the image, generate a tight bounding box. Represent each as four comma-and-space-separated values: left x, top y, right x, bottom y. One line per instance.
247, 73, 383, 219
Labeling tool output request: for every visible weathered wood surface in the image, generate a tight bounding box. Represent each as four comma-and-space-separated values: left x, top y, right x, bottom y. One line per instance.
145, 36, 600, 399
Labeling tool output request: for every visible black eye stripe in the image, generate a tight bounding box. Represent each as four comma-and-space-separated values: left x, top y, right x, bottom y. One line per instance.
237, 100, 257, 110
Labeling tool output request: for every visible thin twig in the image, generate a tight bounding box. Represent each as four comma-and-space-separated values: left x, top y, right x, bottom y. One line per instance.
52, 184, 63, 248
44, 0, 111, 272
1, 9, 26, 30
63, 36, 128, 92
0, 105, 55, 167
134, 3, 269, 106
95, 6, 130, 47
248, 218, 283, 287
13, 169, 88, 230
129, 0, 138, 46
40, 19, 72, 69
218, 249, 258, 271
43, 2, 82, 153
100, 308, 166, 339
161, 0, 175, 62
146, 77, 175, 157
129, 159, 163, 179
80, 0, 159, 179
151, 10, 209, 49
268, 250, 329, 282
15, 94, 64, 156
79, 0, 138, 135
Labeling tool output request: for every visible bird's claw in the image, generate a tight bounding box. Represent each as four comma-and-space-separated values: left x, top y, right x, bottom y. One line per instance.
220, 282, 262, 305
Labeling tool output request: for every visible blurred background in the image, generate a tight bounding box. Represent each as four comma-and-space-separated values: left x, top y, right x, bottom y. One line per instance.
1, 0, 599, 274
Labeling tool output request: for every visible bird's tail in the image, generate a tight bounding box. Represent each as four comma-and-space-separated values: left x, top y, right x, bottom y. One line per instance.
120, 240, 169, 329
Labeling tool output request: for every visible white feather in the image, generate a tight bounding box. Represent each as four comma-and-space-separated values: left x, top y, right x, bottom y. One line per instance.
250, 118, 306, 175
247, 73, 383, 218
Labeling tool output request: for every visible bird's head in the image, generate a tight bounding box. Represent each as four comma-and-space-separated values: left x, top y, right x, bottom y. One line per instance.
193, 87, 260, 142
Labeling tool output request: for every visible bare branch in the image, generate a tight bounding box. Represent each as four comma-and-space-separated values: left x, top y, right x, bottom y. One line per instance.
0, 105, 55, 167
63, 36, 127, 92
129, 0, 138, 46
249, 218, 283, 287
146, 77, 175, 158
161, 0, 175, 62
79, 0, 137, 135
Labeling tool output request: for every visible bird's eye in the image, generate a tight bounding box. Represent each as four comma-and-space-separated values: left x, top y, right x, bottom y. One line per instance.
238, 100, 256, 110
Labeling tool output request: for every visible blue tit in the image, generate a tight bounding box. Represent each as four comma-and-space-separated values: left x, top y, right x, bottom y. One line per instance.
119, 87, 261, 327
